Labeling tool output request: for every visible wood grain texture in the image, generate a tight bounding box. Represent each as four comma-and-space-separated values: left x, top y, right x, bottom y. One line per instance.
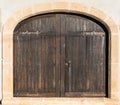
13, 13, 108, 97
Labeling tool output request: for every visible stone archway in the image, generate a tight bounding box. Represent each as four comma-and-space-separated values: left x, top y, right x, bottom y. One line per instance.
3, 2, 119, 105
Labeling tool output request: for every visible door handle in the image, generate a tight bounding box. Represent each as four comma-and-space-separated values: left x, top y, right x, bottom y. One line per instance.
68, 60, 71, 71
65, 60, 72, 91
65, 60, 71, 71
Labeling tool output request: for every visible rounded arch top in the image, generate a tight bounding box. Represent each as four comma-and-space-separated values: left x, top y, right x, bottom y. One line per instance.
3, 2, 119, 36
14, 12, 108, 34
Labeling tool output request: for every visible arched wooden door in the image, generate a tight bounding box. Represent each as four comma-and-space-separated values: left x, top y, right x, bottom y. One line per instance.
13, 13, 108, 97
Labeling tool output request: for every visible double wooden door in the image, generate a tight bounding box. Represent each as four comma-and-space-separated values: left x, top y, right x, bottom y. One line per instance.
14, 13, 107, 97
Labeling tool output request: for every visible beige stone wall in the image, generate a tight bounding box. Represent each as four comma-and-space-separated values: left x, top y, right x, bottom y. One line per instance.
1, 0, 120, 25
0, 8, 2, 100
2, 2, 120, 105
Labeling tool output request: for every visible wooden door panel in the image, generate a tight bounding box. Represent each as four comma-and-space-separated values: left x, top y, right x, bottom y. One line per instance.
38, 35, 56, 93
63, 14, 107, 97
14, 13, 108, 97
14, 14, 61, 97
65, 34, 106, 97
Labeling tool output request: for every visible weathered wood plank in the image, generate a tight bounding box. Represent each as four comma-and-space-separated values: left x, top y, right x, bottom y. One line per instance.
13, 13, 108, 97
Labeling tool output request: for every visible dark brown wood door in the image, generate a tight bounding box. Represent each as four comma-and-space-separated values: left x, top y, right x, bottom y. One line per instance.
62, 14, 107, 97
13, 13, 108, 97
14, 14, 62, 97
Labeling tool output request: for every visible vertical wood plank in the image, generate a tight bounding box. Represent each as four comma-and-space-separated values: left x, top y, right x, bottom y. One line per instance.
55, 14, 61, 96
13, 13, 107, 97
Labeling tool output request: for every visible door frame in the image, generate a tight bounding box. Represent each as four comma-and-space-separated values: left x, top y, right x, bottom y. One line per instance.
2, 2, 119, 105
